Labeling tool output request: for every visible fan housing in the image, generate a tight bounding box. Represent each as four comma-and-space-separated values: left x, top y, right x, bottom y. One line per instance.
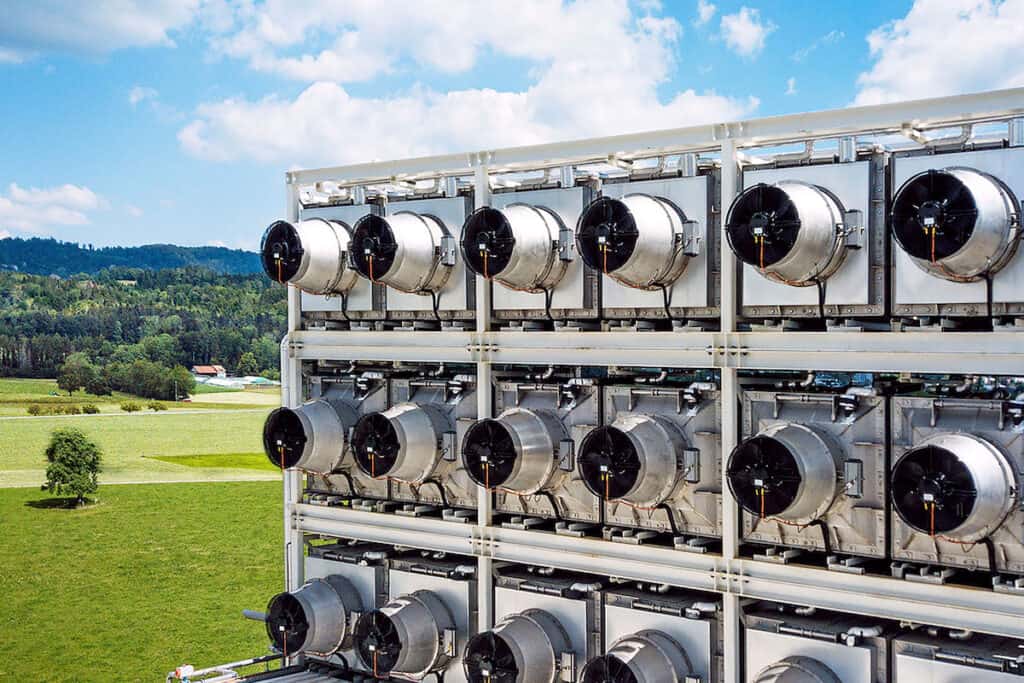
260, 218, 359, 294
266, 575, 363, 657
462, 409, 566, 494
351, 212, 453, 293
581, 631, 692, 683
351, 403, 446, 483
354, 591, 455, 678
464, 609, 572, 683
753, 655, 841, 683
262, 399, 355, 473
461, 204, 568, 292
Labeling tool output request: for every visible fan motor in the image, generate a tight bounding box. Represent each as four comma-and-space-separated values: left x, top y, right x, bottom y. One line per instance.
464, 609, 572, 683
462, 409, 566, 494
265, 575, 363, 657
354, 590, 455, 678
461, 205, 568, 292
753, 655, 841, 683
351, 212, 453, 293
260, 218, 360, 294
581, 631, 693, 683
351, 403, 447, 483
262, 399, 356, 473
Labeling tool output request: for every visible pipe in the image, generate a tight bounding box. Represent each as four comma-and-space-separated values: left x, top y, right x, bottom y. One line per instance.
242, 610, 267, 622
845, 625, 883, 638
949, 628, 974, 640
794, 606, 817, 616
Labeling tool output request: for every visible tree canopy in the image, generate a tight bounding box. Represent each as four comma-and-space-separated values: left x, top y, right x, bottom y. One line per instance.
43, 428, 103, 506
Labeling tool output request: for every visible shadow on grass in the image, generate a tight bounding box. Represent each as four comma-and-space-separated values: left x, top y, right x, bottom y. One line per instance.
25, 497, 95, 509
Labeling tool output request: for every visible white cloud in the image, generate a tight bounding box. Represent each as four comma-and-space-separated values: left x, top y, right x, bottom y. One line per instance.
856, 0, 1024, 105
0, 183, 104, 234
695, 0, 717, 26
786, 77, 797, 95
791, 29, 844, 62
0, 1, 199, 61
0, 230, 12, 240
181, 1, 758, 166
0, 48, 24, 63
720, 6, 776, 58
129, 86, 159, 107
125, 204, 144, 218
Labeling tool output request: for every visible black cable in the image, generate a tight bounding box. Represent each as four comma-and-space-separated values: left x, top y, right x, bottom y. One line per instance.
339, 291, 351, 323
542, 286, 555, 322
808, 518, 833, 557
985, 272, 995, 324
813, 278, 827, 321
656, 503, 681, 537
327, 469, 355, 495
537, 490, 563, 521
430, 289, 442, 322
659, 284, 675, 322
420, 478, 450, 508
982, 536, 999, 575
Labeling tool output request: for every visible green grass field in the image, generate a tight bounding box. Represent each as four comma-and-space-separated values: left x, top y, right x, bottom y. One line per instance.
0, 482, 283, 682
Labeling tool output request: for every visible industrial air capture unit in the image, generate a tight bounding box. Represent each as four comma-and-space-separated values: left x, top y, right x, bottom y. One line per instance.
576, 170, 717, 327
743, 602, 893, 683
890, 391, 1024, 585
585, 375, 721, 550
263, 370, 389, 501
724, 153, 881, 326
893, 628, 1024, 682
462, 182, 598, 327
890, 146, 1023, 326
461, 373, 600, 528
727, 382, 888, 569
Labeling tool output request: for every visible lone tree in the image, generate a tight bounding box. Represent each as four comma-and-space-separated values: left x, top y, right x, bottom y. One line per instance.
43, 428, 102, 506
57, 352, 97, 396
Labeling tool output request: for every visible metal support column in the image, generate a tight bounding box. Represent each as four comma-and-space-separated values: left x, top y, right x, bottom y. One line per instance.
283, 176, 304, 596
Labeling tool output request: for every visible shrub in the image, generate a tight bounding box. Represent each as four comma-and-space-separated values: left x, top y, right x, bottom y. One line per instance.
147, 400, 167, 412
43, 427, 102, 506
81, 404, 100, 415
120, 401, 141, 413
27, 404, 42, 416
61, 405, 82, 415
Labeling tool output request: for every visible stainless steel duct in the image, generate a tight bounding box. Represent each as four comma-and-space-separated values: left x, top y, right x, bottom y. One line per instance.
463, 609, 573, 683
891, 167, 1020, 282
576, 194, 694, 290
265, 575, 363, 657
753, 655, 841, 683
350, 403, 448, 483
581, 630, 693, 683
351, 212, 453, 293
892, 432, 1017, 542
262, 399, 357, 473
260, 218, 361, 294
727, 423, 842, 522
726, 181, 849, 286
354, 590, 455, 678
461, 205, 569, 292
461, 408, 567, 494
578, 414, 687, 507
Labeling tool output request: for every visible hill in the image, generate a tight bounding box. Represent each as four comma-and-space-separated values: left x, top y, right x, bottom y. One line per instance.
0, 237, 261, 276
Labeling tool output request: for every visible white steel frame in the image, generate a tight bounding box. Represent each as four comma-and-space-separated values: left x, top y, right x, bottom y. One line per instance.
280, 88, 1024, 682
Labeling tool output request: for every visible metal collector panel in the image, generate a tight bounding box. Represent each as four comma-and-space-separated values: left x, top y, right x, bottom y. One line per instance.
739, 159, 885, 318
384, 195, 475, 317
602, 383, 722, 539
893, 630, 1024, 681
492, 379, 601, 524
489, 186, 598, 320
739, 389, 888, 559
298, 203, 384, 318
600, 174, 719, 319
892, 147, 1024, 315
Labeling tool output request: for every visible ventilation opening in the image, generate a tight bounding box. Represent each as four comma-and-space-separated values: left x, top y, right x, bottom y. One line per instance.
463, 419, 518, 489
581, 654, 639, 683
892, 445, 978, 534
891, 170, 978, 262
577, 197, 639, 274
262, 407, 306, 469
726, 184, 802, 268
351, 214, 397, 281
578, 426, 640, 500
266, 592, 309, 654
261, 220, 304, 283
462, 207, 515, 278
464, 631, 520, 683
351, 412, 400, 477
727, 435, 802, 517
354, 610, 403, 675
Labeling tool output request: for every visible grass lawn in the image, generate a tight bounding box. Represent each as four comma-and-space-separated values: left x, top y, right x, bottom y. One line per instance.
150, 452, 278, 471
0, 481, 283, 682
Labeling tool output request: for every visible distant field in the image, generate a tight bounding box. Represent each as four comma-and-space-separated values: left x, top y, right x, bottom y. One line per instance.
0, 481, 283, 683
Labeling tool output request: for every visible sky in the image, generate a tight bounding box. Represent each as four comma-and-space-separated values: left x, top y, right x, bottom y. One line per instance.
1, 0, 1023, 250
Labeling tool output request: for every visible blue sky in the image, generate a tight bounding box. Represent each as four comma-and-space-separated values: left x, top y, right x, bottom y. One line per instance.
1, 0, 1022, 249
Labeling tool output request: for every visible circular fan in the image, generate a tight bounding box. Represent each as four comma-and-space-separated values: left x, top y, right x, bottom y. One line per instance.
261, 221, 304, 283
727, 436, 802, 517
265, 592, 309, 654
892, 445, 978, 534
354, 610, 403, 674
351, 215, 398, 281
581, 655, 639, 683
463, 419, 518, 489
462, 208, 515, 279
262, 408, 306, 469
725, 184, 802, 268
351, 412, 400, 477
464, 631, 520, 683
891, 170, 979, 262
577, 197, 639, 273
578, 426, 640, 500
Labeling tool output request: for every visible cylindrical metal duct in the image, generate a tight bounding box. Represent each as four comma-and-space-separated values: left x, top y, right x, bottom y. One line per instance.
726, 423, 842, 522
354, 590, 455, 678
260, 218, 360, 294
891, 167, 1020, 282
581, 630, 693, 683
576, 194, 692, 290
265, 575, 363, 657
461, 205, 568, 292
578, 414, 687, 507
463, 609, 572, 683
725, 181, 848, 286
753, 655, 841, 683
892, 432, 1017, 542
350, 212, 452, 293
462, 408, 567, 494
350, 403, 448, 483
262, 399, 357, 472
